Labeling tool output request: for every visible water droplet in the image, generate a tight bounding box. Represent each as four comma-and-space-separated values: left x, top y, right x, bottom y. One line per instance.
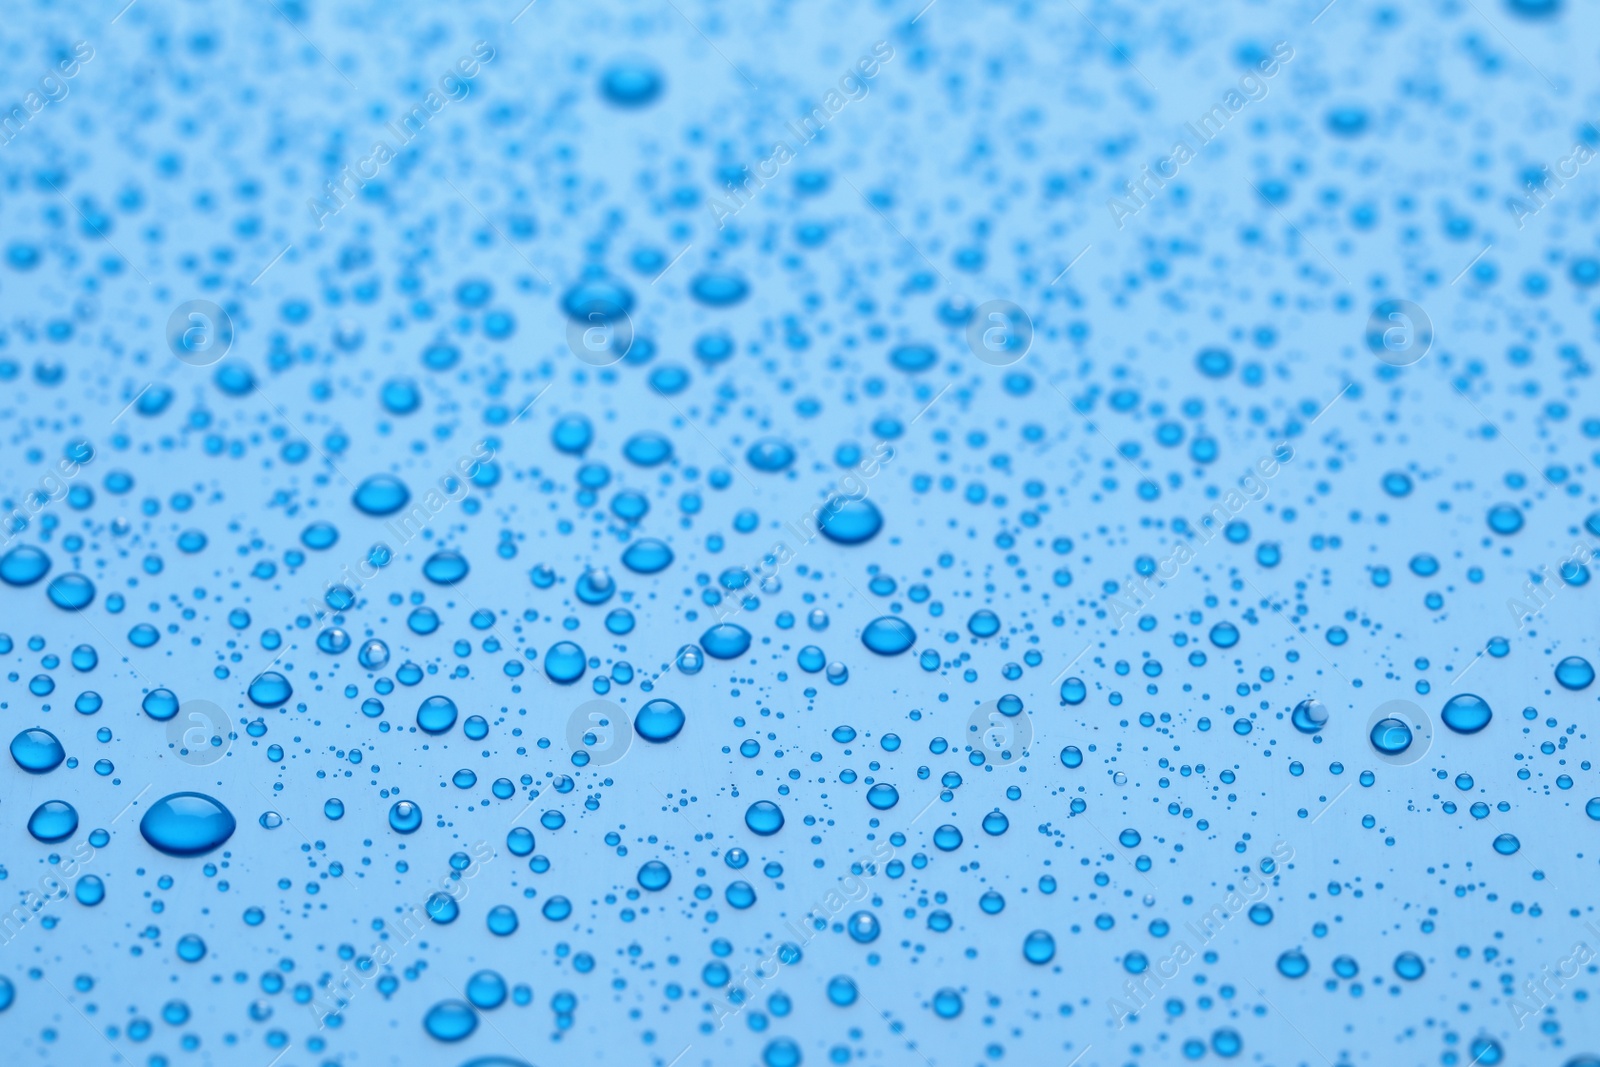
46, 572, 96, 611
422, 999, 478, 1041
599, 60, 664, 108
10, 727, 64, 773
389, 800, 423, 835
1555, 656, 1595, 690
866, 783, 899, 810
635, 699, 686, 743
1023, 929, 1056, 964
0, 545, 51, 586
745, 438, 795, 472
27, 799, 78, 842
846, 910, 880, 943
352, 474, 410, 516
1393, 951, 1426, 980
139, 793, 236, 856
818, 498, 883, 544
689, 271, 750, 307
744, 800, 784, 836
544, 641, 587, 684
422, 550, 469, 585
1440, 693, 1492, 734
861, 616, 915, 655
416, 695, 459, 735
637, 860, 672, 891
701, 623, 752, 659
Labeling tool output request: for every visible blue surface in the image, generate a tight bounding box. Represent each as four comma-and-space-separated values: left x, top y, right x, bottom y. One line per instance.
0, 1, 1598, 1065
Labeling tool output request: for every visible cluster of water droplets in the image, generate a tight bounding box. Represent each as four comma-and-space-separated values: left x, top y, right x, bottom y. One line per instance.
0, 0, 1597, 1065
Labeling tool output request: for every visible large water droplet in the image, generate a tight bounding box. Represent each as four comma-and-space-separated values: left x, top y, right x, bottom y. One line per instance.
10, 727, 64, 773
635, 699, 686, 743
417, 695, 459, 735
544, 641, 587, 684
637, 860, 672, 891
818, 498, 883, 544
745, 438, 796, 472
0, 545, 51, 586
866, 783, 899, 810
700, 624, 752, 659
28, 799, 79, 842
599, 60, 664, 108
889, 343, 938, 373
352, 474, 411, 516
1555, 656, 1595, 690
422, 550, 469, 585
1440, 693, 1492, 734
422, 999, 478, 1041
1023, 929, 1056, 964
46, 572, 95, 611
861, 616, 915, 655
141, 688, 180, 722
139, 792, 236, 856
744, 800, 784, 835
621, 538, 674, 574
248, 671, 293, 707
389, 800, 423, 834
689, 271, 750, 307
